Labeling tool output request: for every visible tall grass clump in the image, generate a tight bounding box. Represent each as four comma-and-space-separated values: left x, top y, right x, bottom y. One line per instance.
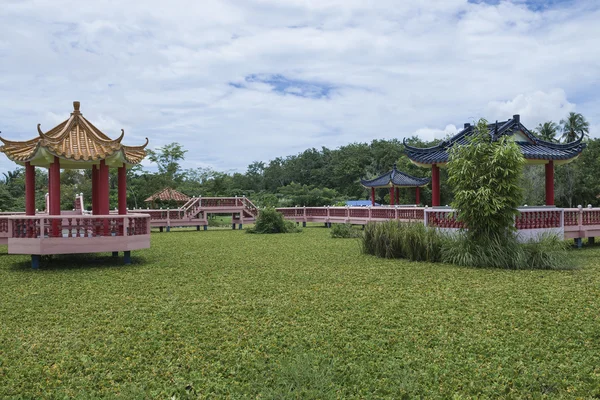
330, 223, 362, 239
361, 221, 444, 262
247, 208, 301, 234
442, 233, 575, 270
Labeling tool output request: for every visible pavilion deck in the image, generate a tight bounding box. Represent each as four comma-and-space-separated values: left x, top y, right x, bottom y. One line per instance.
5, 214, 151, 257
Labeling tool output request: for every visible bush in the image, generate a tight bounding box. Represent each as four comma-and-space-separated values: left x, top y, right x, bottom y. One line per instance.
330, 223, 362, 239
441, 232, 575, 270
361, 221, 444, 262
247, 208, 301, 234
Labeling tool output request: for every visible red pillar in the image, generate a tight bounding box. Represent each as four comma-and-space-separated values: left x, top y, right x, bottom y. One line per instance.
395, 187, 400, 205
431, 164, 440, 206
92, 165, 98, 214
371, 187, 375, 206
389, 187, 395, 206
118, 165, 127, 215
25, 162, 36, 216
49, 156, 61, 237
98, 160, 110, 214
415, 187, 420, 205
99, 160, 110, 235
545, 160, 554, 206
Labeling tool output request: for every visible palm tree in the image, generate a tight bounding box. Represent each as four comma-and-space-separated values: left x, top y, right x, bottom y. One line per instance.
535, 121, 559, 142
560, 112, 589, 143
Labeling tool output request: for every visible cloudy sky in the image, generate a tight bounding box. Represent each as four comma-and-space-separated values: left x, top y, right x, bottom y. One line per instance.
1, 0, 599, 174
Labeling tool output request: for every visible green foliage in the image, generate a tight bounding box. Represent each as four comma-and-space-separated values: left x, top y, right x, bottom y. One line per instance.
560, 112, 589, 142
361, 221, 444, 262
278, 182, 342, 207
146, 142, 188, 183
0, 228, 599, 397
447, 118, 524, 240
535, 121, 559, 143
330, 223, 362, 238
246, 208, 301, 234
442, 232, 574, 270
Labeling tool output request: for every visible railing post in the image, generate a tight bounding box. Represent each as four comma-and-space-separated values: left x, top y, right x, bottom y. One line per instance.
166, 207, 171, 232
124, 216, 129, 236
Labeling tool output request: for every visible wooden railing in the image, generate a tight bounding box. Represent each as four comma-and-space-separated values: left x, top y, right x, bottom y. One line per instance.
7, 214, 150, 239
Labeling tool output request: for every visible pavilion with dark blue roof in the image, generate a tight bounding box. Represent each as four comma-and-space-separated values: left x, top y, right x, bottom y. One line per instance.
360, 163, 430, 206
403, 114, 586, 206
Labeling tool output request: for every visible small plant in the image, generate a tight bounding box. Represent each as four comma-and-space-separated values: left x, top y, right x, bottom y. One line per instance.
330, 223, 362, 239
247, 208, 301, 234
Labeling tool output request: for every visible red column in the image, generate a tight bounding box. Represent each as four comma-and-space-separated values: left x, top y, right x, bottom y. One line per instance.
99, 160, 110, 235
431, 164, 440, 206
92, 165, 98, 214
371, 187, 375, 206
118, 165, 127, 215
545, 160, 554, 206
415, 187, 420, 205
25, 162, 36, 216
389, 187, 395, 206
98, 160, 110, 214
395, 187, 400, 205
49, 156, 61, 237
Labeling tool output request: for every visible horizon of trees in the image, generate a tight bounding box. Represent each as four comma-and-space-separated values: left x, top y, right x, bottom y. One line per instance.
0, 112, 597, 211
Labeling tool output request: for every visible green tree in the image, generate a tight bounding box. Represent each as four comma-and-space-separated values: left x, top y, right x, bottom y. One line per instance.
447, 119, 524, 240
535, 121, 559, 142
146, 142, 188, 183
560, 112, 589, 143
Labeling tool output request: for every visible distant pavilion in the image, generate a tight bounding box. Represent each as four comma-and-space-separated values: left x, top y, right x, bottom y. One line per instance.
361, 163, 430, 206
403, 114, 586, 206
145, 188, 191, 208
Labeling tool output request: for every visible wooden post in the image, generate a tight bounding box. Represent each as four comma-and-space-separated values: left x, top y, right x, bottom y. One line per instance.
415, 186, 421, 205
395, 187, 400, 205
431, 164, 440, 207
25, 162, 36, 216
99, 160, 110, 235
389, 187, 394, 206
545, 160, 554, 206
371, 187, 375, 206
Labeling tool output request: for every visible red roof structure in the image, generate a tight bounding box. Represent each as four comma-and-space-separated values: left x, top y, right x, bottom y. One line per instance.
145, 188, 190, 204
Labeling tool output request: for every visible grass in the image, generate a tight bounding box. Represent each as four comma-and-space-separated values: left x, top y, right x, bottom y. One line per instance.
1, 227, 599, 398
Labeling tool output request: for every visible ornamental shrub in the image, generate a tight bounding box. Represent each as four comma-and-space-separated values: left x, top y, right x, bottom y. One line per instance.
446, 118, 524, 241
247, 208, 301, 234
330, 223, 362, 239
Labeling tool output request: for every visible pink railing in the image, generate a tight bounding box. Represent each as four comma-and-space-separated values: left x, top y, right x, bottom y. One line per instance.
8, 214, 150, 239
515, 210, 562, 229
275, 206, 425, 221
426, 210, 464, 229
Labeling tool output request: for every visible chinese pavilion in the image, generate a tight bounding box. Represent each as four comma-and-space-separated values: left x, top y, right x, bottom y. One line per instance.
361, 163, 430, 206
403, 114, 586, 206
0, 101, 151, 268
145, 187, 191, 208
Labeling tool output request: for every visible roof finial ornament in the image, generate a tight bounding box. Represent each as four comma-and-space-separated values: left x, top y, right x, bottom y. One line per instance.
37, 124, 45, 137
393, 162, 397, 170
73, 101, 81, 114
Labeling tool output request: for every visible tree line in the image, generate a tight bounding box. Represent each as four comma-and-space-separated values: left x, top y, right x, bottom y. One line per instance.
0, 112, 595, 211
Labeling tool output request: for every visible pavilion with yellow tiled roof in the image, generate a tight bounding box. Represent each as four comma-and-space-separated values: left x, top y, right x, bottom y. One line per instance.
0, 101, 151, 268
0, 101, 148, 218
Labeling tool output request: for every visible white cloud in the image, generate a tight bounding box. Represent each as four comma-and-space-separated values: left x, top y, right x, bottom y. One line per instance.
485, 89, 576, 127
0, 0, 599, 174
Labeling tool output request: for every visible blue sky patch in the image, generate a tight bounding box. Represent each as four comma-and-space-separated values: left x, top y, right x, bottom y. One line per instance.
230, 74, 335, 99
